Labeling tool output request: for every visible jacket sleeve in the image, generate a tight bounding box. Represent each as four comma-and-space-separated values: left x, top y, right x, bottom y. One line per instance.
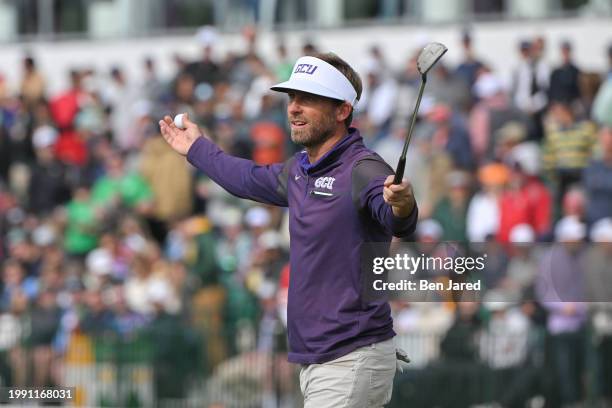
351, 155, 418, 237
186, 136, 291, 207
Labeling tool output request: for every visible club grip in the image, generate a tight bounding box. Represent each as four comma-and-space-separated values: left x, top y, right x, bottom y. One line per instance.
393, 158, 406, 185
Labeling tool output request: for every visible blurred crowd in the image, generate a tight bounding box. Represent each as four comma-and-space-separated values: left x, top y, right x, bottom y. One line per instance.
1, 25, 612, 406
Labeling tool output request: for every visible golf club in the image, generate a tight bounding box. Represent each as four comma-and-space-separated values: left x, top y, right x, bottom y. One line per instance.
393, 42, 448, 185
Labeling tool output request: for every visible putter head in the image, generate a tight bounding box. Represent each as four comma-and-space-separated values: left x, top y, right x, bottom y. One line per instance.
417, 42, 448, 75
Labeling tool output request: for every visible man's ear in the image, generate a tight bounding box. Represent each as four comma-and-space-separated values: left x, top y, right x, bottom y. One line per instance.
336, 102, 352, 123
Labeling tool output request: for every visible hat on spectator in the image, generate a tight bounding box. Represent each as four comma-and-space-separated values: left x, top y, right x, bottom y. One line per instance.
508, 142, 540, 175
478, 163, 510, 186
555, 216, 586, 242
32, 125, 58, 149
132, 100, 152, 118
218, 206, 243, 228
245, 206, 270, 228
496, 121, 527, 145
416, 219, 443, 240
362, 57, 382, 77
483, 290, 514, 311
32, 224, 56, 247
473, 73, 504, 99
195, 26, 218, 47
148, 280, 171, 304
446, 170, 471, 189
509, 223, 535, 243
590, 218, 612, 242
86, 248, 113, 276
413, 32, 432, 50
258, 230, 283, 250
417, 95, 436, 117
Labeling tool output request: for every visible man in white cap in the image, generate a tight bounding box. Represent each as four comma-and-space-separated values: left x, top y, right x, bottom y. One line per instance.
160, 52, 418, 407
536, 216, 588, 406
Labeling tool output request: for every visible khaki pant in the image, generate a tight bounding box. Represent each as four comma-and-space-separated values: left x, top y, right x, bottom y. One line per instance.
299, 338, 397, 408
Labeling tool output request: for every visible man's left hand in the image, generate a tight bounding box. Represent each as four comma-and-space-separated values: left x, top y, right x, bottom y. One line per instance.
383, 175, 415, 218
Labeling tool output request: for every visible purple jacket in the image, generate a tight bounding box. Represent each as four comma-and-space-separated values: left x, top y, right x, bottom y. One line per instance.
187, 127, 418, 363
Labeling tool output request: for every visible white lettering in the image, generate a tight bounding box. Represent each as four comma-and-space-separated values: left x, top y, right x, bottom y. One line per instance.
314, 177, 336, 190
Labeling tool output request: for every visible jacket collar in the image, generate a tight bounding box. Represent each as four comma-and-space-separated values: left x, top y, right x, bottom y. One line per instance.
298, 127, 362, 173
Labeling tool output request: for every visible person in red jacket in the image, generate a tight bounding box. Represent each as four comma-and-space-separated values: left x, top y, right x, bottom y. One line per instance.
497, 161, 552, 242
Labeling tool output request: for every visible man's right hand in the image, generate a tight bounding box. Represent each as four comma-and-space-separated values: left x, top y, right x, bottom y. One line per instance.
159, 112, 202, 156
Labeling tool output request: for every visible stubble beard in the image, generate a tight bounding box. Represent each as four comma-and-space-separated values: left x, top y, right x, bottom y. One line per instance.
290, 114, 337, 148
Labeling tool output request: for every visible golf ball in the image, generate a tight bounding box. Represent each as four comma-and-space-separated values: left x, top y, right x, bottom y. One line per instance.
174, 114, 185, 129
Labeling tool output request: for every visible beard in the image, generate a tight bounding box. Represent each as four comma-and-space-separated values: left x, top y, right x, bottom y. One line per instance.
290, 113, 337, 148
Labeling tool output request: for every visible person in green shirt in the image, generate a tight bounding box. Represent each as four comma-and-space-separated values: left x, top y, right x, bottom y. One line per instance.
91, 152, 153, 215
64, 184, 99, 255
274, 44, 294, 82
432, 170, 471, 242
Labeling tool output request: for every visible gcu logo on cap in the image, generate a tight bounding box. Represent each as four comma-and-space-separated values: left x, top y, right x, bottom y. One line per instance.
294, 64, 318, 75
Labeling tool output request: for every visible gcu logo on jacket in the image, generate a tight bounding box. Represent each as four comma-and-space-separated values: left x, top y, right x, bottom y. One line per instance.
314, 176, 335, 190
294, 64, 318, 75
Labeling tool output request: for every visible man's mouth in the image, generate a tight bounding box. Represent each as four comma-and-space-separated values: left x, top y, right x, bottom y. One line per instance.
291, 120, 308, 129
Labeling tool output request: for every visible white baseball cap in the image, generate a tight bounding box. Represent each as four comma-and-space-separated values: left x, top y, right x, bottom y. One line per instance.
32, 125, 58, 149
590, 218, 612, 242
555, 216, 586, 242
509, 223, 535, 243
271, 55, 358, 106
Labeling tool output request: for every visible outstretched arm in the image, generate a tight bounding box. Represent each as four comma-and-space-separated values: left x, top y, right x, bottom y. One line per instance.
352, 156, 418, 237
159, 113, 290, 207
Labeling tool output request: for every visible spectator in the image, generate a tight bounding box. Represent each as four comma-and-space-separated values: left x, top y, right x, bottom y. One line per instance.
27, 126, 70, 215
27, 289, 61, 387
79, 290, 114, 336
421, 102, 474, 170
359, 57, 399, 144
469, 72, 526, 163
542, 100, 597, 209
102, 67, 140, 151
592, 44, 612, 127
140, 56, 165, 103
536, 216, 588, 406
183, 26, 221, 85
480, 291, 532, 407
124, 251, 178, 317
274, 43, 294, 82
497, 158, 552, 242
427, 64, 472, 113
455, 30, 484, 96
1, 259, 38, 310
19, 55, 46, 108
63, 184, 99, 256
549, 40, 581, 106
467, 163, 509, 242
583, 125, 612, 225
502, 224, 539, 301
90, 152, 153, 217
512, 37, 550, 141
139, 129, 193, 243
50, 70, 88, 167
432, 171, 471, 242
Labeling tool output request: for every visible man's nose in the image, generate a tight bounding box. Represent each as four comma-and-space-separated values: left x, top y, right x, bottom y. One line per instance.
288, 98, 303, 115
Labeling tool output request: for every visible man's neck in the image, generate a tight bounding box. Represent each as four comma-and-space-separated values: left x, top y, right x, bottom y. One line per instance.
306, 127, 348, 164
